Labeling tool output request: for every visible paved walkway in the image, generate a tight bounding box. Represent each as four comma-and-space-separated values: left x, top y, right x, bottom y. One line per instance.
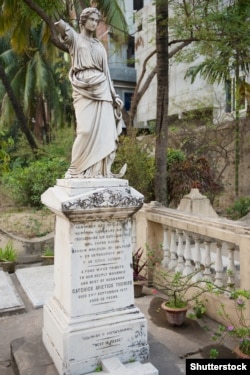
0, 265, 235, 375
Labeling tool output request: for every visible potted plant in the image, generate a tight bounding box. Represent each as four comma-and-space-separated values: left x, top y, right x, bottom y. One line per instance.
211, 289, 250, 359
0, 241, 17, 273
154, 270, 208, 326
132, 248, 147, 298
41, 247, 54, 265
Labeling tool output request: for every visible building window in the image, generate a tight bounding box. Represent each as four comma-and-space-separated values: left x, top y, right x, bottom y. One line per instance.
127, 36, 135, 68
133, 0, 144, 11
124, 92, 133, 111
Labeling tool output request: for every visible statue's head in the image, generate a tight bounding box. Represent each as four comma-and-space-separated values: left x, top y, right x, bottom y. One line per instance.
79, 7, 102, 27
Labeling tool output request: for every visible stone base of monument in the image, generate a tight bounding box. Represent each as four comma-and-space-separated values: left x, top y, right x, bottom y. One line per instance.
89, 357, 158, 374
43, 297, 149, 374
41, 178, 158, 375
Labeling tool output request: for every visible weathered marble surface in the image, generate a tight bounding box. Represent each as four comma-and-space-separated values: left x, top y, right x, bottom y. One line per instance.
41, 178, 155, 374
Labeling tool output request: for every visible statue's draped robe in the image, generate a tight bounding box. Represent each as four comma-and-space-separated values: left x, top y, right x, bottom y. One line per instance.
62, 23, 121, 178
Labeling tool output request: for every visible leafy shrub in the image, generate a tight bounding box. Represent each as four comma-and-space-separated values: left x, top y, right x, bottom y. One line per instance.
0, 241, 17, 262
113, 136, 155, 202
167, 148, 185, 165
1, 127, 73, 208
226, 197, 250, 220
114, 140, 222, 206
2, 157, 68, 207
0, 131, 13, 173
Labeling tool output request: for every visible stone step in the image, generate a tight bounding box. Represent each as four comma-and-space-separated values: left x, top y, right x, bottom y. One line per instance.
98, 357, 158, 374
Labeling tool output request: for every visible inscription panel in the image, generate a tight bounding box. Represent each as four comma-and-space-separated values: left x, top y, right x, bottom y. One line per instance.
70, 220, 133, 315
68, 320, 148, 362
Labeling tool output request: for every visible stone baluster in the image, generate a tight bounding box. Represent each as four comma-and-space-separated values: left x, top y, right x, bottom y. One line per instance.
192, 236, 203, 281
168, 229, 177, 270
203, 239, 212, 282
162, 225, 170, 268
175, 230, 185, 273
226, 243, 236, 289
183, 232, 194, 276
214, 242, 224, 288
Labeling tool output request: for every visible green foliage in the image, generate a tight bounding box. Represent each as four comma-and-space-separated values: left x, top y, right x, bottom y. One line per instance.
114, 140, 222, 207
189, 300, 207, 319
209, 348, 219, 359
113, 136, 155, 202
1, 127, 72, 207
0, 241, 17, 262
42, 246, 54, 257
2, 156, 68, 207
167, 148, 185, 165
153, 269, 209, 309
226, 197, 250, 220
211, 288, 250, 356
0, 130, 13, 172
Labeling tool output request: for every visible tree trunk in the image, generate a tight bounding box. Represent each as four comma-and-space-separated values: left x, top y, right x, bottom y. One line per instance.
235, 58, 240, 198
0, 63, 38, 152
154, 0, 169, 205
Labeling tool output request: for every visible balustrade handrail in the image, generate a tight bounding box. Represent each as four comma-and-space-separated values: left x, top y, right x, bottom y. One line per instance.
143, 202, 250, 244
136, 202, 250, 291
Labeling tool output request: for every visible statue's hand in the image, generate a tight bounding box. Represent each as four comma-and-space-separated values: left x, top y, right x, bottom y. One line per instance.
113, 96, 123, 120
114, 96, 124, 109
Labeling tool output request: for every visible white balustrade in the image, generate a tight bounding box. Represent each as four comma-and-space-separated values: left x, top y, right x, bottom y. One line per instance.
183, 232, 194, 276
168, 229, 177, 270
203, 239, 212, 282
226, 243, 237, 289
214, 242, 224, 288
162, 225, 170, 268
135, 196, 246, 292
192, 236, 203, 281
175, 230, 185, 273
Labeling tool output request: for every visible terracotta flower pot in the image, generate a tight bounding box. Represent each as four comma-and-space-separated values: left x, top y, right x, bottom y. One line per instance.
234, 345, 250, 359
161, 302, 190, 326
0, 261, 16, 274
133, 282, 144, 298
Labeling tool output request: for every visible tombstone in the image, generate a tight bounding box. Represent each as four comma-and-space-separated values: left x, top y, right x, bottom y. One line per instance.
41, 178, 157, 375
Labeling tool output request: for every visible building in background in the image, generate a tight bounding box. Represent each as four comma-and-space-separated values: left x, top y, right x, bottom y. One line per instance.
133, 1, 249, 129
97, 1, 139, 114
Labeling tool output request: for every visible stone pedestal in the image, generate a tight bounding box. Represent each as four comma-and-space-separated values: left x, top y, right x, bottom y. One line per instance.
41, 178, 155, 375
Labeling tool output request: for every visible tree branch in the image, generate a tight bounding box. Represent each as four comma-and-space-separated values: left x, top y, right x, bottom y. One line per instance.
22, 0, 68, 52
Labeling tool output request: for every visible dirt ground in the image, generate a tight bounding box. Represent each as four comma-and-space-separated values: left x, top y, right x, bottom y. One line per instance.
0, 187, 54, 239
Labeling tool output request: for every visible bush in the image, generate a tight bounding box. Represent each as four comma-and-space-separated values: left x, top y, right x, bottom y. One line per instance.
167, 153, 223, 206
1, 127, 73, 208
0, 131, 13, 173
2, 157, 68, 207
113, 136, 155, 202
226, 197, 250, 220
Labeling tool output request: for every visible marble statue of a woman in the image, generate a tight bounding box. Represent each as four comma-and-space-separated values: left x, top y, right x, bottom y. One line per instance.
55, 7, 126, 178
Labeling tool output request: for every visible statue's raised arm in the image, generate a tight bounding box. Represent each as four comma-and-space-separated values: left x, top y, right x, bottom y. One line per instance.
55, 7, 126, 179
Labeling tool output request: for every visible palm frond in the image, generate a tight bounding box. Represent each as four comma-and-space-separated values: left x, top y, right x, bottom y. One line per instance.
24, 60, 35, 112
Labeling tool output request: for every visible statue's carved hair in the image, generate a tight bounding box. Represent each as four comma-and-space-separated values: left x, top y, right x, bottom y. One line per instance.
79, 7, 101, 26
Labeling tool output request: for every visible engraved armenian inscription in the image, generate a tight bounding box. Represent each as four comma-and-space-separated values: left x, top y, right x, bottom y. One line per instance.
71, 219, 133, 313
68, 323, 148, 362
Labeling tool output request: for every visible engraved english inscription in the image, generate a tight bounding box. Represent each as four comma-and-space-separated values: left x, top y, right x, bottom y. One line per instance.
71, 220, 133, 313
